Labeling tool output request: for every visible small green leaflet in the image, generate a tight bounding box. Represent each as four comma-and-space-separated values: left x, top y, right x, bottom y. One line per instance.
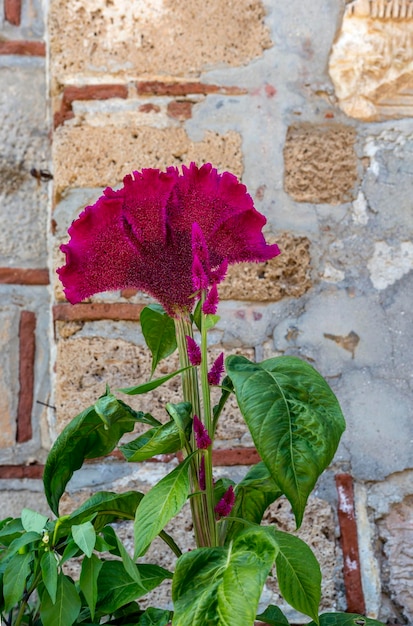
41, 550, 58, 604
140, 304, 177, 375
21, 508, 49, 533
72, 521, 96, 558
79, 554, 103, 621
40, 573, 81, 626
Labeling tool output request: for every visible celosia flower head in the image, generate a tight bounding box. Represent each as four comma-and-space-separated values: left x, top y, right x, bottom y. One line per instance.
58, 163, 280, 317
193, 415, 212, 450
214, 485, 235, 519
186, 335, 202, 366
207, 353, 224, 386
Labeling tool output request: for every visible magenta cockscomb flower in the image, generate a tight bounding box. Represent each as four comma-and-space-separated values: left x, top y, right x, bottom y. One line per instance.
202, 283, 219, 315
198, 455, 206, 491
214, 485, 235, 519
193, 415, 212, 450
186, 335, 202, 366
207, 353, 224, 386
58, 163, 280, 317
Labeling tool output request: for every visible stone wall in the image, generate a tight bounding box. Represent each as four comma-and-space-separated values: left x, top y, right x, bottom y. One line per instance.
1, 0, 412, 622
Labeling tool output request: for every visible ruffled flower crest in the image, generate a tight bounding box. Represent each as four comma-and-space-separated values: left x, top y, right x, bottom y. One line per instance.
58, 163, 280, 317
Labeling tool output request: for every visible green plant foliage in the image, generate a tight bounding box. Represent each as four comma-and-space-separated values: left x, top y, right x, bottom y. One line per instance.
43, 391, 140, 515
96, 561, 172, 614
134, 456, 193, 558
39, 573, 81, 626
271, 529, 321, 624
120, 412, 191, 462
309, 615, 386, 626
172, 528, 277, 626
40, 551, 58, 604
3, 552, 33, 612
79, 554, 103, 620
226, 355, 345, 527
256, 604, 290, 625
119, 367, 192, 395
63, 491, 143, 533
139, 607, 172, 626
71, 521, 96, 558
140, 304, 178, 375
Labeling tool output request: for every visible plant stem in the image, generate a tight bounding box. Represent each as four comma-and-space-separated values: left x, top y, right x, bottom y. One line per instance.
174, 316, 208, 547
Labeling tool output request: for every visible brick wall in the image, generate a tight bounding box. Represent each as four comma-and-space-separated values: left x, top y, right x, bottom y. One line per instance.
1, 0, 413, 622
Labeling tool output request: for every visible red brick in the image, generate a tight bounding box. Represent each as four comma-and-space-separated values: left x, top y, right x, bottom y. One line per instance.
0, 464, 43, 479
167, 100, 193, 120
137, 81, 247, 97
16, 311, 36, 443
138, 103, 161, 113
336, 473, 366, 614
4, 0, 21, 26
0, 268, 49, 285
54, 84, 128, 127
0, 40, 46, 56
53, 302, 145, 322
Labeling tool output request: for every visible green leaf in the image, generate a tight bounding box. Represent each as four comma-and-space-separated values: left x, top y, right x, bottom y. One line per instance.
3, 551, 33, 611
203, 314, 220, 330
64, 491, 143, 533
1, 531, 41, 560
140, 304, 177, 375
97, 560, 172, 614
166, 402, 192, 436
271, 529, 321, 624
59, 539, 82, 565
40, 573, 81, 626
72, 521, 96, 557
134, 455, 193, 558
41, 550, 58, 604
0, 518, 24, 545
256, 604, 290, 625
309, 615, 385, 626
112, 531, 141, 584
119, 366, 192, 395
172, 527, 277, 626
80, 554, 103, 620
43, 391, 139, 515
21, 509, 49, 534
139, 607, 172, 626
226, 355, 345, 527
120, 414, 191, 462
226, 462, 282, 541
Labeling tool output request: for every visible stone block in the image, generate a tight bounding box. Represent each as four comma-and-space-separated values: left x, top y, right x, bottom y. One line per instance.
49, 0, 271, 86
329, 0, 413, 121
55, 332, 254, 445
220, 233, 312, 302
283, 124, 358, 204
53, 125, 242, 196
0, 486, 50, 518
0, 59, 49, 267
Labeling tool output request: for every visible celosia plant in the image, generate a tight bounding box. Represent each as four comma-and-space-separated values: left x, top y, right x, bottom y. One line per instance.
0, 164, 384, 626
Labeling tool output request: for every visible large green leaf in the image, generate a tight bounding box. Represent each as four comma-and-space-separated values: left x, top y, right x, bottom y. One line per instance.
120, 414, 191, 462
80, 554, 103, 620
256, 604, 290, 626
271, 529, 321, 624
40, 573, 81, 626
64, 491, 143, 533
226, 462, 282, 541
172, 527, 277, 626
309, 615, 385, 626
43, 391, 139, 515
140, 304, 177, 375
226, 355, 345, 526
134, 456, 193, 558
3, 551, 33, 612
97, 560, 172, 614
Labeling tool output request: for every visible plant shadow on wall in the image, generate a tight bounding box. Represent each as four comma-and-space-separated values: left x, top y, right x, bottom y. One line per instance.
0, 164, 385, 626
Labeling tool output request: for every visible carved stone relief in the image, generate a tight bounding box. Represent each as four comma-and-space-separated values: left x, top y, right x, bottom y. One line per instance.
329, 0, 413, 120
